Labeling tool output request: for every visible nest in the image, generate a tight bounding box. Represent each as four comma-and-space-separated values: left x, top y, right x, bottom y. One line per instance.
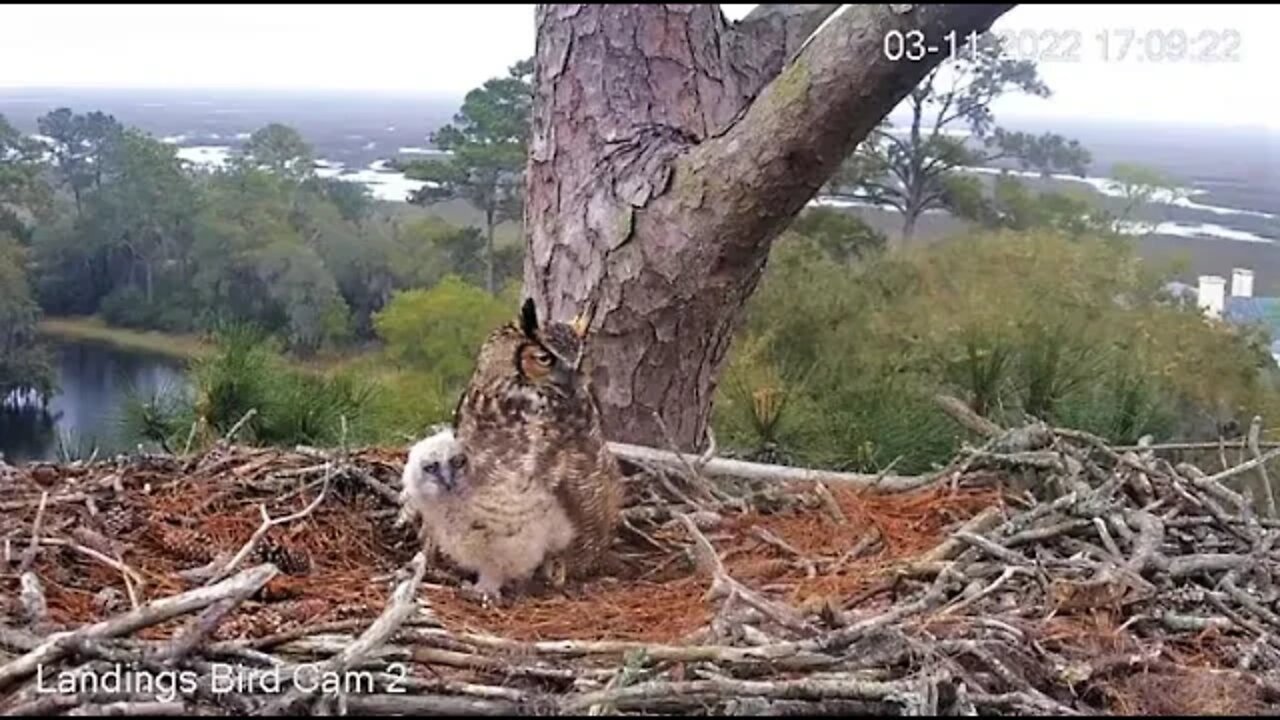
3, 414, 1280, 715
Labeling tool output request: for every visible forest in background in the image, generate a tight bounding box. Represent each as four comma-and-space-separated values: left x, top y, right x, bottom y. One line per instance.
2, 35, 1279, 474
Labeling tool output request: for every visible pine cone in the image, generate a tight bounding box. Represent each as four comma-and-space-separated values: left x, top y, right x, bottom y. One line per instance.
146, 524, 215, 563
93, 587, 126, 615
213, 606, 286, 641
257, 538, 311, 575
277, 598, 329, 625
259, 575, 306, 602
99, 506, 137, 537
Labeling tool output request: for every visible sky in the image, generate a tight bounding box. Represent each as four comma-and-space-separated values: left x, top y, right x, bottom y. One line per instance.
0, 4, 1276, 130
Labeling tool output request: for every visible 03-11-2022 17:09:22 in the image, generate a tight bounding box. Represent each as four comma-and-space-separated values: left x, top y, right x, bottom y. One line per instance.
882, 27, 1243, 65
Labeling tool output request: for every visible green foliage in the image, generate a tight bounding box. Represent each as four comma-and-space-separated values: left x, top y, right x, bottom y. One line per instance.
351, 367, 456, 444
21, 108, 523, 355
947, 174, 1117, 240
305, 176, 373, 225
374, 275, 516, 388
239, 123, 315, 180
789, 208, 887, 264
0, 113, 54, 240
123, 323, 376, 451
403, 57, 532, 293
118, 377, 190, 453
36, 108, 123, 215
0, 234, 54, 401
716, 229, 1280, 471
1110, 162, 1185, 230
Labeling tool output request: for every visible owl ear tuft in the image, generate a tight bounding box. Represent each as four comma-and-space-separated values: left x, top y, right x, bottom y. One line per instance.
520, 298, 539, 338
569, 311, 589, 339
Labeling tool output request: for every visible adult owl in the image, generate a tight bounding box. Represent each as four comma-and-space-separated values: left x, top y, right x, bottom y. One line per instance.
447, 298, 623, 600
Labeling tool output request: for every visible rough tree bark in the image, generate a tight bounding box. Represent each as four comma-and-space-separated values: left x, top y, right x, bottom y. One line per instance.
525, 3, 1015, 450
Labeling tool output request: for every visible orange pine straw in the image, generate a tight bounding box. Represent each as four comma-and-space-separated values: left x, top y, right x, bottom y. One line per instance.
13, 447, 1003, 646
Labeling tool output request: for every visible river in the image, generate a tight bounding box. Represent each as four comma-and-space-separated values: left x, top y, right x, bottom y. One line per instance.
0, 339, 190, 464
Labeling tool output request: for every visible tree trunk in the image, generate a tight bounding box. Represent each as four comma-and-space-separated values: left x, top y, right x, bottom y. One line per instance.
900, 211, 919, 246
525, 3, 1014, 450
484, 205, 496, 295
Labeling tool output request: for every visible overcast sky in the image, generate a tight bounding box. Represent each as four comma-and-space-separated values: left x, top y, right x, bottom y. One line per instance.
1, 4, 1276, 129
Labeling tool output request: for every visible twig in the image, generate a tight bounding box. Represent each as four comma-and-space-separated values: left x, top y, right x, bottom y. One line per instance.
15, 491, 48, 575
18, 572, 47, 626
148, 595, 247, 663
26, 538, 146, 603
916, 507, 1004, 563
1109, 439, 1280, 453
812, 482, 847, 524
678, 513, 813, 634
952, 531, 1033, 567
1248, 416, 1278, 519
562, 676, 922, 714
341, 695, 520, 715
0, 563, 278, 690
651, 411, 722, 507
934, 393, 1004, 438
830, 528, 882, 572
222, 408, 258, 444
751, 526, 818, 577
67, 701, 189, 716
403, 628, 834, 667
204, 467, 331, 586
1204, 444, 1280, 489
937, 566, 1026, 617
262, 552, 427, 715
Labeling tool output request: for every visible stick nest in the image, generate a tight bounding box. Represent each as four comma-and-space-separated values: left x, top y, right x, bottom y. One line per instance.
3, 422, 1280, 715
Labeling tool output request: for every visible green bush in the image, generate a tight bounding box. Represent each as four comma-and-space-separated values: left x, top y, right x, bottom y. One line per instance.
715, 228, 1280, 471
123, 322, 376, 451
373, 275, 518, 387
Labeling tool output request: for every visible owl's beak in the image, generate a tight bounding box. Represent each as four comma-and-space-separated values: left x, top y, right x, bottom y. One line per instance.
552, 362, 576, 390
441, 461, 461, 492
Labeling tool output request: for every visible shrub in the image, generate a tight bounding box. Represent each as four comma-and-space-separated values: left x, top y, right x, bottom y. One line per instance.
373, 275, 518, 387
715, 228, 1280, 471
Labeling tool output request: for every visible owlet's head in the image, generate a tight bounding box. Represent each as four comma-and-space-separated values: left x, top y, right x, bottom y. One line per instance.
402, 427, 468, 502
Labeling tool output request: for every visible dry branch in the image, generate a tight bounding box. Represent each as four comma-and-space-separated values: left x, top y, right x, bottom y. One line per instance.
261, 553, 426, 714
0, 563, 277, 690
609, 442, 934, 491
203, 470, 330, 586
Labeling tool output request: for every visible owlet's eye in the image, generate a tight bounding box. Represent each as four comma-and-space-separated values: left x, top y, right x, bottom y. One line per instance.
450, 455, 467, 470
423, 461, 440, 476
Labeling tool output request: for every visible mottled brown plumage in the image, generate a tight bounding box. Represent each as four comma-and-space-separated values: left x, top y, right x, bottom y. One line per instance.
446, 298, 623, 599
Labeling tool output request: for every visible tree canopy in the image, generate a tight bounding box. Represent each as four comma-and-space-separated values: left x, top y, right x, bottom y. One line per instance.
402, 58, 532, 293
828, 32, 1091, 244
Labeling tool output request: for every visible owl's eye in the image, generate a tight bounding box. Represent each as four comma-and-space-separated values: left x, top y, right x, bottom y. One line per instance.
423, 461, 440, 476
533, 350, 554, 367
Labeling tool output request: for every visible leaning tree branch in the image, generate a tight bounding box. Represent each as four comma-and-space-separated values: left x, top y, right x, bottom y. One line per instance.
730, 5, 844, 103
679, 3, 1015, 249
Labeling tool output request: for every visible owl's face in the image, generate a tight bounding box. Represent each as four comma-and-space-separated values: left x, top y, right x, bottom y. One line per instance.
402, 428, 469, 501
512, 299, 582, 397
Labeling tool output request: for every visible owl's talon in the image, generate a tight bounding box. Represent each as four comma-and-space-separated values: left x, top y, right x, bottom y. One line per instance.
460, 575, 508, 607
457, 583, 496, 607
540, 556, 568, 590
